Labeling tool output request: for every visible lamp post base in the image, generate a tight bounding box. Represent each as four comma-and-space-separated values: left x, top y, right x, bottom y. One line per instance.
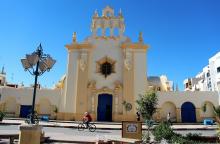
19, 124, 42, 144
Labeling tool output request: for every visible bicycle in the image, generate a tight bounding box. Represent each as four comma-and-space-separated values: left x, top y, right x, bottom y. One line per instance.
78, 121, 96, 132
25, 112, 39, 124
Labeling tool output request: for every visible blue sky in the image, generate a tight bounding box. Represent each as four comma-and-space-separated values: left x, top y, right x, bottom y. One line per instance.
0, 0, 220, 90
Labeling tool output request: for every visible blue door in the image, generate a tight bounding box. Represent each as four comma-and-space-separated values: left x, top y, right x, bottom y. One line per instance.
97, 94, 112, 121
20, 105, 32, 118
181, 102, 196, 123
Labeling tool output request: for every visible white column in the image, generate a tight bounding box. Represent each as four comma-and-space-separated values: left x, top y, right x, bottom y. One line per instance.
133, 50, 148, 101
62, 50, 79, 113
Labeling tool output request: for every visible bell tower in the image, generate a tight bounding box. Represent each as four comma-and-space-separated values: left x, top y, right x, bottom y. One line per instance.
91, 6, 125, 37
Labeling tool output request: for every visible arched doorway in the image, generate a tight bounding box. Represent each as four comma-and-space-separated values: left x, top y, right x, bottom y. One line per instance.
161, 102, 177, 122
181, 102, 196, 123
201, 101, 215, 118
97, 93, 112, 121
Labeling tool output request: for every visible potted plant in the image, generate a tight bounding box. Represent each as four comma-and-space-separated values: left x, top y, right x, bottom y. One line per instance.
0, 111, 6, 121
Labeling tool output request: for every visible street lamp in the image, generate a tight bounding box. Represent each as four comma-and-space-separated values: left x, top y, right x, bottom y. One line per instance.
21, 44, 56, 124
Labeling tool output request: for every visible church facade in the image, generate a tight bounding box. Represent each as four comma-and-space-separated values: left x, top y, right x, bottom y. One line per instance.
0, 6, 219, 123
59, 6, 148, 121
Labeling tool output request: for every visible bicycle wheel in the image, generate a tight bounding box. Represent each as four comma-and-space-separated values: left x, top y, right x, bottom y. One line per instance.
89, 123, 96, 132
78, 123, 85, 131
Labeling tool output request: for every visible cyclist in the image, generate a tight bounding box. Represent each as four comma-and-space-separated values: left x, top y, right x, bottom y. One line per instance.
83, 112, 92, 128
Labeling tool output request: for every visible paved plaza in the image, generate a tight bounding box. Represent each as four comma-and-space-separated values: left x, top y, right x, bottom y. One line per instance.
0, 118, 218, 143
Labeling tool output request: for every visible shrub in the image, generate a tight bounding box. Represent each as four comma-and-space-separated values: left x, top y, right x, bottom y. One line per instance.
0, 111, 6, 121
153, 122, 196, 143
171, 134, 190, 144
185, 133, 201, 140
213, 106, 220, 118
153, 121, 175, 142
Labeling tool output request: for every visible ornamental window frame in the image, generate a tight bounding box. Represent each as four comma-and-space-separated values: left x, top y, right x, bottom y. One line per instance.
96, 56, 116, 78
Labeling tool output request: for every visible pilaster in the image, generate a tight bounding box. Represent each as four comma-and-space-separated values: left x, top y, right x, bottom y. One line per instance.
123, 48, 135, 115
75, 50, 89, 114
176, 108, 181, 122
196, 108, 202, 122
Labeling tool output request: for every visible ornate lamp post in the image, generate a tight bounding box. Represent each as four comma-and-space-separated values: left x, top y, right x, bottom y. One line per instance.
21, 44, 56, 124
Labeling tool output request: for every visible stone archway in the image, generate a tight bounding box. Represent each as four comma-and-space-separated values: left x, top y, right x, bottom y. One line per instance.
181, 102, 196, 123
201, 101, 215, 118
161, 101, 177, 121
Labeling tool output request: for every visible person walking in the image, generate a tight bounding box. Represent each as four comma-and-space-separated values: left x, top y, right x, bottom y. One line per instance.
167, 112, 172, 125
136, 112, 140, 121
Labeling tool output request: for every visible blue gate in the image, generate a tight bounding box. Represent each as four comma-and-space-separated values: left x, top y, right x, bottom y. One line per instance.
20, 105, 32, 118
181, 102, 196, 123
97, 94, 112, 121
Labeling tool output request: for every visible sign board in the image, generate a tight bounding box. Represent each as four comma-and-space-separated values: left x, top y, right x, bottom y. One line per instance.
122, 121, 142, 140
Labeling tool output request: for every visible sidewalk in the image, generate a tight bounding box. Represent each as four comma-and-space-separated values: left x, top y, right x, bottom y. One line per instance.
0, 118, 218, 130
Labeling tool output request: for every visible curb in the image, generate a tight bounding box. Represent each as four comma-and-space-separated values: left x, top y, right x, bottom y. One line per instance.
0, 122, 217, 131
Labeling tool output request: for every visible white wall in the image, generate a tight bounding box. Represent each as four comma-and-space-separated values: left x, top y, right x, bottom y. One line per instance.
0, 87, 61, 106
157, 91, 219, 108
209, 52, 220, 91
87, 37, 127, 90
62, 50, 79, 113
134, 49, 148, 100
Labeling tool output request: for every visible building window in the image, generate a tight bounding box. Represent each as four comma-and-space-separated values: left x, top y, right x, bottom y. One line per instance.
96, 56, 116, 78
217, 67, 220, 73
189, 81, 192, 86
207, 72, 210, 77
185, 83, 188, 88
101, 62, 113, 78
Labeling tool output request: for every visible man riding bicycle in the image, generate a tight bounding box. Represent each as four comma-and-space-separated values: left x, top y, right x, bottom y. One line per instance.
83, 112, 92, 128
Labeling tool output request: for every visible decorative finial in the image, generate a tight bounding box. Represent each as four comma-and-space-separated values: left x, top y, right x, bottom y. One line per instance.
176, 84, 179, 91
138, 32, 143, 43
73, 32, 77, 43
94, 9, 98, 17
38, 43, 43, 51
119, 8, 123, 17
1, 66, 5, 75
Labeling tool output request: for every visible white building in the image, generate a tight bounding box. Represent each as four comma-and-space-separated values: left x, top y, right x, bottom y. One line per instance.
0, 67, 6, 86
148, 75, 173, 92
209, 52, 220, 91
184, 52, 220, 92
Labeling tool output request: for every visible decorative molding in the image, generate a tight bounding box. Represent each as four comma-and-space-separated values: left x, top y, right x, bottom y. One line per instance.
96, 56, 116, 78
87, 80, 96, 90
124, 50, 132, 71
65, 42, 94, 50
121, 43, 148, 50
114, 80, 122, 91
79, 52, 87, 71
